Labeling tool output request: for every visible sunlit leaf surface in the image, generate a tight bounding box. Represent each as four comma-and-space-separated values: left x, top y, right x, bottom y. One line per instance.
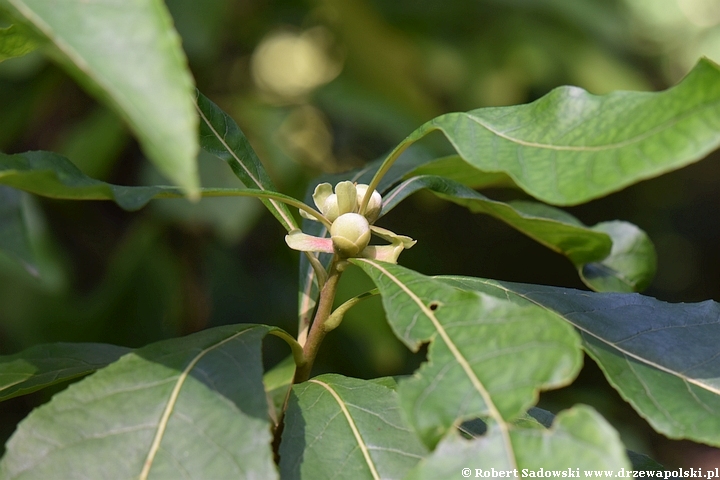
0, 324, 281, 479
3, 0, 199, 195
408, 406, 629, 476
395, 58, 720, 206
351, 259, 582, 461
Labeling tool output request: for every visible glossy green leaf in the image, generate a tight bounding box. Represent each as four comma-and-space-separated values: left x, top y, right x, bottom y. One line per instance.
0, 150, 307, 212
351, 259, 582, 459
0, 324, 285, 479
408, 406, 630, 476
0, 343, 130, 402
0, 186, 34, 273
381, 175, 655, 292
439, 276, 720, 447
279, 373, 428, 480
196, 90, 298, 232
385, 58, 720, 206
2, 0, 199, 196
0, 24, 41, 61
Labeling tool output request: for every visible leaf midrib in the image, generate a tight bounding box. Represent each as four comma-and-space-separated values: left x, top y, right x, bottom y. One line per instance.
195, 100, 297, 231
138, 328, 254, 480
308, 379, 380, 480
358, 259, 518, 468
474, 279, 720, 396
457, 98, 720, 153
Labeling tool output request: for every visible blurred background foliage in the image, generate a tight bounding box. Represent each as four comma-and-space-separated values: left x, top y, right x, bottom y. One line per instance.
1, 0, 719, 467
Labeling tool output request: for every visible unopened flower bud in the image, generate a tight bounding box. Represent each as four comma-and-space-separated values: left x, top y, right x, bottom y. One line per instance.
330, 213, 371, 258
355, 184, 382, 223
322, 193, 340, 222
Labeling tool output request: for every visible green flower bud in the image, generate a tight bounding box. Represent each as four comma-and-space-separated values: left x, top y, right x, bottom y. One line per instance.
355, 184, 382, 223
330, 213, 371, 258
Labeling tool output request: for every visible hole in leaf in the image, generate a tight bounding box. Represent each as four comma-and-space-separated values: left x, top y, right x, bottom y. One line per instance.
429, 301, 441, 311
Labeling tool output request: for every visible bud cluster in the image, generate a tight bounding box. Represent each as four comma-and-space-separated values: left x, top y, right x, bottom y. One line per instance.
287, 180, 415, 263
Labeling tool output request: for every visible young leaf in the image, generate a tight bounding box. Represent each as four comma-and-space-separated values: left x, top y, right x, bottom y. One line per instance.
0, 324, 286, 479
0, 343, 131, 402
407, 406, 630, 476
195, 90, 298, 232
0, 150, 308, 213
383, 58, 720, 206
439, 276, 720, 448
0, 186, 35, 273
279, 374, 428, 480
2, 0, 199, 196
350, 259, 583, 460
382, 175, 656, 292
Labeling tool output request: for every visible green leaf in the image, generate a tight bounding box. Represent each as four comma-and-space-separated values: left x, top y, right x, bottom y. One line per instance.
408, 406, 630, 475
0, 186, 35, 273
460, 407, 665, 470
0, 24, 41, 61
382, 175, 611, 266
579, 221, 657, 293
279, 373, 428, 480
0, 324, 284, 479
388, 58, 720, 206
3, 0, 199, 196
350, 259, 582, 460
0, 343, 130, 402
195, 90, 298, 232
0, 150, 307, 212
406, 155, 516, 190
381, 175, 655, 292
439, 276, 720, 448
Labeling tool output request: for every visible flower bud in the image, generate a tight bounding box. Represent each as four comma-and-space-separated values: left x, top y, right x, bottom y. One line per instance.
330, 213, 371, 258
322, 193, 340, 222
355, 184, 382, 223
